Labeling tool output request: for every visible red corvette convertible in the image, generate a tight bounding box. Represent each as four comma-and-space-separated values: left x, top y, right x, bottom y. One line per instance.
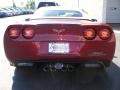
4, 7, 116, 71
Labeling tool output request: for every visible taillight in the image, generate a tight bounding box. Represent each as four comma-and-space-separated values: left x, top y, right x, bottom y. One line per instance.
83, 28, 96, 40
22, 27, 35, 39
99, 29, 111, 40
8, 28, 20, 39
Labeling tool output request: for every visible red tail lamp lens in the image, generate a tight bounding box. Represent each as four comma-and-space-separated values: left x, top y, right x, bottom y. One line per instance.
83, 28, 96, 40
99, 29, 111, 40
8, 28, 20, 39
22, 28, 35, 39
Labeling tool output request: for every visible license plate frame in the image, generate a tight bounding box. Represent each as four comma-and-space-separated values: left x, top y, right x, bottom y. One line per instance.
48, 43, 69, 54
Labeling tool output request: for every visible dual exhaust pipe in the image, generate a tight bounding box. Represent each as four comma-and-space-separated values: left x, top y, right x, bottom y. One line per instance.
43, 63, 102, 72
43, 63, 74, 72
16, 62, 102, 71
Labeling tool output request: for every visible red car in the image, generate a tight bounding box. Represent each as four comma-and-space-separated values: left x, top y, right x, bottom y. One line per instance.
4, 7, 116, 71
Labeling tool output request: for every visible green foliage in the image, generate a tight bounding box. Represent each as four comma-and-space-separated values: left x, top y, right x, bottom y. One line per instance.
13, 2, 16, 8
26, 0, 35, 9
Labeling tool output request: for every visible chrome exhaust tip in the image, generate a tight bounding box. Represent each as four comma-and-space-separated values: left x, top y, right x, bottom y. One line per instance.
50, 67, 56, 72
54, 63, 64, 70
43, 66, 50, 72
43, 63, 74, 72
61, 66, 67, 72
68, 66, 74, 72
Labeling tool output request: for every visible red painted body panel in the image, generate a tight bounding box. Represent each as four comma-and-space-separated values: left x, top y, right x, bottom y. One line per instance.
4, 20, 116, 66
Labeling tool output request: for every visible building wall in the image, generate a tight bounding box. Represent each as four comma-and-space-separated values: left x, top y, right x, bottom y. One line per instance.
106, 0, 120, 23
78, 0, 120, 23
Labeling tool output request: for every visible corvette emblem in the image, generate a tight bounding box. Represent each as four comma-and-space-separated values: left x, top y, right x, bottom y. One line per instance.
52, 29, 66, 34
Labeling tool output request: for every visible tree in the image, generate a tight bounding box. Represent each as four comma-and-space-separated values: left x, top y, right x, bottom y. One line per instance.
26, 0, 35, 9
12, 0, 16, 8
30, 0, 35, 9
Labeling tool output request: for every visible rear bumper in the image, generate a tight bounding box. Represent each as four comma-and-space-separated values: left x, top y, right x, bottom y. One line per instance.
4, 39, 115, 65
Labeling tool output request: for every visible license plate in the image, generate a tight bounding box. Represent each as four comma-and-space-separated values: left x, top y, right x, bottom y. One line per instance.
49, 43, 69, 54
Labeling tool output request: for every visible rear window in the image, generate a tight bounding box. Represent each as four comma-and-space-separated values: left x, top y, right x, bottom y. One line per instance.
34, 10, 83, 17
37, 2, 56, 8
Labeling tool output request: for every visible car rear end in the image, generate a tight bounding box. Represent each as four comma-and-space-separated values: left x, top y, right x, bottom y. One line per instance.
4, 21, 116, 69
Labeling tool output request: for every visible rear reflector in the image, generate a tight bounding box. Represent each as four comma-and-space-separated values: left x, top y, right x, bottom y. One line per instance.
99, 29, 111, 40
22, 27, 35, 39
8, 28, 20, 39
83, 28, 96, 40
17, 63, 33, 66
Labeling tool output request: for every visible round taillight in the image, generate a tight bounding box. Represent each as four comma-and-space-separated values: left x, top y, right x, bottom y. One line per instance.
83, 28, 96, 40
99, 29, 111, 40
22, 28, 35, 39
8, 28, 20, 39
